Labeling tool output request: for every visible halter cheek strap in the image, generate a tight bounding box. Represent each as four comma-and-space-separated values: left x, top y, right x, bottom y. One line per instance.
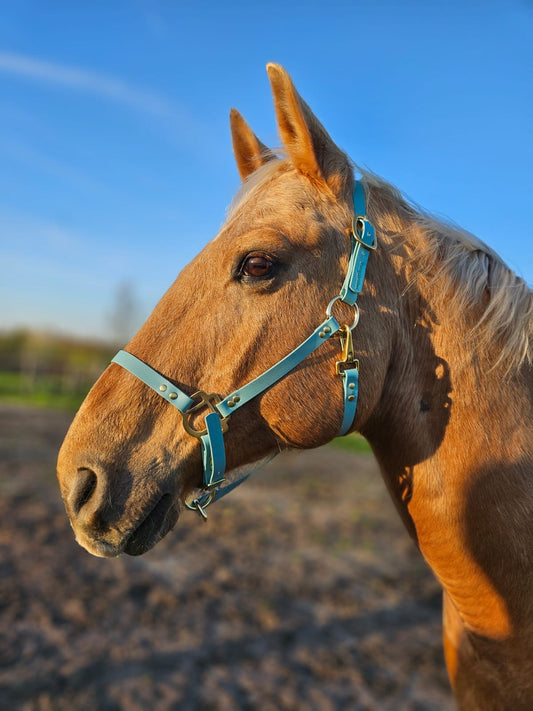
111, 180, 376, 517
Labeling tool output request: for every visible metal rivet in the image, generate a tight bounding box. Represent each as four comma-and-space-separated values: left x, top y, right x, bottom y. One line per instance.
169, 392, 178, 400
227, 399, 235, 408
324, 326, 331, 334
233, 396, 240, 403
348, 383, 356, 390
159, 384, 167, 392
347, 395, 355, 402
319, 331, 325, 338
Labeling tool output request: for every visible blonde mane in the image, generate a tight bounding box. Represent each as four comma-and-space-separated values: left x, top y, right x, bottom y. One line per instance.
361, 169, 533, 372
226, 155, 287, 221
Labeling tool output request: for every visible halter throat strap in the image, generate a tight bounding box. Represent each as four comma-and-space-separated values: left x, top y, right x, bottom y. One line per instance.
111, 179, 376, 517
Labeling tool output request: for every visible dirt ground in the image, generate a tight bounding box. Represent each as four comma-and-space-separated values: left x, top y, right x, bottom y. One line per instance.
0, 404, 453, 710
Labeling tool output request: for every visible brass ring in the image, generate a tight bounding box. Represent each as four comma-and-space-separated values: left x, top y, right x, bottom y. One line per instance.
184, 490, 216, 518
181, 391, 229, 439
326, 296, 359, 330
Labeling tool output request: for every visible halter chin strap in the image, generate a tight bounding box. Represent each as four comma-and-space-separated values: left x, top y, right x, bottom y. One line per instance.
111, 180, 376, 518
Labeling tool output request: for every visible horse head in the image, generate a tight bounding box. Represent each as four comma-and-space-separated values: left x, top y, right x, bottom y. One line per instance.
57, 65, 399, 557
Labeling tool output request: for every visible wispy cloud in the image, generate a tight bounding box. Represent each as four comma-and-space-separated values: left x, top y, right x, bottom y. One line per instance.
0, 50, 180, 119
0, 133, 105, 192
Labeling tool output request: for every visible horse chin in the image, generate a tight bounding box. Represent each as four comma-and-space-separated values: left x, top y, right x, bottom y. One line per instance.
74, 533, 129, 559
123, 493, 179, 556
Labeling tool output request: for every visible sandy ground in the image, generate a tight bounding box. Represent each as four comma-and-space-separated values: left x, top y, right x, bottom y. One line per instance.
0, 404, 453, 710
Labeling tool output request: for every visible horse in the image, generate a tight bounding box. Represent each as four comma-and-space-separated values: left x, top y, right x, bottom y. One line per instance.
57, 64, 533, 709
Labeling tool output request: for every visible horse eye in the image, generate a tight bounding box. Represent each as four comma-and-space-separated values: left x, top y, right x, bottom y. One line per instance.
241, 254, 275, 278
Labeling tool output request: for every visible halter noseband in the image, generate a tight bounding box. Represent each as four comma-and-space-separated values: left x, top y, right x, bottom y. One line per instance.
111, 180, 376, 518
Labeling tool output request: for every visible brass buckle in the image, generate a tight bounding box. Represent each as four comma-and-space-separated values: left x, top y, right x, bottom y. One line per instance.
336, 325, 360, 375
352, 216, 378, 250
181, 391, 229, 439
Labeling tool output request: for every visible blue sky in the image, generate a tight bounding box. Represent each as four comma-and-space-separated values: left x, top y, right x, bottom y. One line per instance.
1, 1, 531, 340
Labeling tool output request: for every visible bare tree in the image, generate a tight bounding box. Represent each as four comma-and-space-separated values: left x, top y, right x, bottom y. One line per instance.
108, 281, 140, 345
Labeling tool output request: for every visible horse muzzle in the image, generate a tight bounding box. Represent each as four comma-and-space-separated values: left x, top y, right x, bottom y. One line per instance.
59, 460, 181, 557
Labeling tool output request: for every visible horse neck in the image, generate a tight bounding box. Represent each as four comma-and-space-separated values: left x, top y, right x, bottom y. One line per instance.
361, 229, 533, 644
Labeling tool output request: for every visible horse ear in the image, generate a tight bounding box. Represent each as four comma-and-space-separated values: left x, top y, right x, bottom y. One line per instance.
266, 63, 351, 195
230, 108, 275, 181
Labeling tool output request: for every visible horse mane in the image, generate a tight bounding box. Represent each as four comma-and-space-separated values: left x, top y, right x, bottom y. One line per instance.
226, 157, 288, 220
361, 169, 533, 372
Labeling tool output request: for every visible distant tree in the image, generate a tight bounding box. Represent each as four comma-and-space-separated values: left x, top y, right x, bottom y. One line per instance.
108, 281, 140, 345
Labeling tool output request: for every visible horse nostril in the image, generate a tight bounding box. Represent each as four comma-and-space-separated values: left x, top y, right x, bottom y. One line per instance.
71, 468, 98, 515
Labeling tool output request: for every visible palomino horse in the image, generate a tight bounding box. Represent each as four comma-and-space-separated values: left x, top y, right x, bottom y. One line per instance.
57, 65, 532, 708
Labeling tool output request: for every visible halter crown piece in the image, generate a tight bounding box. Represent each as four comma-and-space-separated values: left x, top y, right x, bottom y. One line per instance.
112, 180, 376, 518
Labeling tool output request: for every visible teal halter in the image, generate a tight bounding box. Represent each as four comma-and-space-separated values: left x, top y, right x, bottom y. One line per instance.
112, 180, 376, 518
